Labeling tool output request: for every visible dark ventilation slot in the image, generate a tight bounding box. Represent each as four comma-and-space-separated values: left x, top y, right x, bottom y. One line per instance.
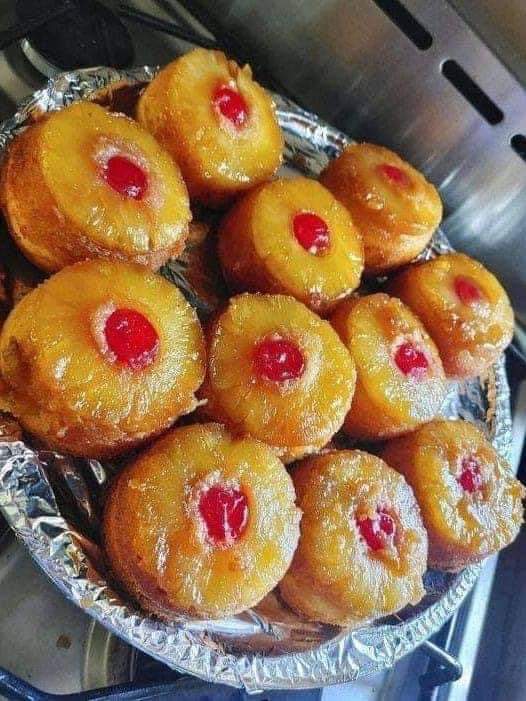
511, 134, 526, 163
441, 59, 504, 125
372, 0, 433, 50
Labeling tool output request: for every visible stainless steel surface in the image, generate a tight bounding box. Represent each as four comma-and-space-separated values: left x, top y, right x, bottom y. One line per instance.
0, 532, 134, 698
448, 0, 526, 84
179, 0, 526, 330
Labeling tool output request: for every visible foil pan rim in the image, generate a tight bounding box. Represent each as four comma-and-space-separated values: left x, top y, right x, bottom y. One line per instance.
0, 66, 513, 692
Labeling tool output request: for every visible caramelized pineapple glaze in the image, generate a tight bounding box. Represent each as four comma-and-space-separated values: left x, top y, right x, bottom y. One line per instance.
331, 293, 448, 440
280, 450, 428, 626
321, 143, 442, 274
137, 48, 283, 206
382, 421, 524, 571
1, 102, 191, 272
0, 260, 205, 457
199, 293, 356, 462
103, 423, 300, 619
388, 253, 514, 378
218, 177, 364, 312
0, 47, 521, 626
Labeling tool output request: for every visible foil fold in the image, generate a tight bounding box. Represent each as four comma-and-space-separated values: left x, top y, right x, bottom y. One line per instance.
0, 67, 512, 691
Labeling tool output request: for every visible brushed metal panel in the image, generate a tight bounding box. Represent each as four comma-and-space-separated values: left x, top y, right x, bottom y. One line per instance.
180, 0, 526, 326
449, 0, 526, 84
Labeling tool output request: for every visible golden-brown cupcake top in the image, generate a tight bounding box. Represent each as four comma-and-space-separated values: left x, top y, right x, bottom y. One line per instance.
382, 420, 525, 570
321, 143, 442, 274
0, 259, 205, 457
137, 48, 283, 206
279, 449, 428, 625
200, 292, 356, 461
103, 422, 300, 619
388, 253, 514, 378
331, 293, 448, 440
1, 101, 191, 272
218, 177, 364, 312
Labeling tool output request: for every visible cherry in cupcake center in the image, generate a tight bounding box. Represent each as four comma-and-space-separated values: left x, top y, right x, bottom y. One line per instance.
357, 507, 397, 551
379, 302, 434, 380
213, 84, 249, 128
190, 472, 250, 548
394, 341, 429, 378
457, 454, 484, 494
198, 483, 249, 545
292, 211, 331, 255
453, 275, 485, 305
102, 154, 149, 200
94, 305, 159, 370
252, 334, 306, 383
377, 162, 412, 188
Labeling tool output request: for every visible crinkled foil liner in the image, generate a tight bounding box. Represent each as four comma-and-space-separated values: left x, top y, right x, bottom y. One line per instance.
0, 67, 512, 692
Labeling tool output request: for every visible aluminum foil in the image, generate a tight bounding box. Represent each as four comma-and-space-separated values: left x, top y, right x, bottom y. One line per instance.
0, 67, 512, 692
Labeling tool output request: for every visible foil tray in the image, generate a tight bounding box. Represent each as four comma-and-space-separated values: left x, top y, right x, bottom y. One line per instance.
0, 66, 512, 692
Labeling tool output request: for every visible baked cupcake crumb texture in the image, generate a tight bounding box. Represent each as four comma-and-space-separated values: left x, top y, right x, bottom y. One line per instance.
137, 48, 283, 207
218, 177, 364, 312
382, 420, 525, 571
0, 259, 205, 458
320, 142, 442, 274
103, 423, 300, 619
279, 449, 428, 626
199, 293, 356, 462
388, 253, 514, 378
1, 101, 191, 272
331, 293, 448, 441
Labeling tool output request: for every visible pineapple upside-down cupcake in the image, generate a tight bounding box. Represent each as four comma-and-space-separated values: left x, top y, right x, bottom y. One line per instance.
331, 293, 448, 441
279, 450, 428, 626
0, 260, 205, 458
387, 253, 514, 378
200, 293, 356, 462
218, 177, 364, 313
103, 423, 301, 619
0, 102, 191, 273
320, 143, 442, 275
137, 48, 283, 207
382, 420, 525, 571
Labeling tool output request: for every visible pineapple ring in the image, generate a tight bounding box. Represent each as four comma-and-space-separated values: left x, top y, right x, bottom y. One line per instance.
137, 48, 283, 207
331, 293, 448, 441
387, 253, 514, 378
200, 293, 356, 462
0, 102, 191, 273
382, 420, 525, 571
103, 423, 301, 619
279, 450, 428, 626
0, 260, 205, 458
320, 143, 442, 275
218, 177, 364, 313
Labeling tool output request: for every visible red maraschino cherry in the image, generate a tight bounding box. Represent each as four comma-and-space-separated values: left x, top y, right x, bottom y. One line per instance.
292, 212, 330, 255
103, 155, 148, 200
198, 485, 249, 545
377, 163, 411, 188
213, 85, 249, 128
394, 342, 429, 379
104, 308, 159, 370
357, 508, 396, 551
253, 337, 305, 383
454, 276, 484, 305
458, 455, 483, 493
